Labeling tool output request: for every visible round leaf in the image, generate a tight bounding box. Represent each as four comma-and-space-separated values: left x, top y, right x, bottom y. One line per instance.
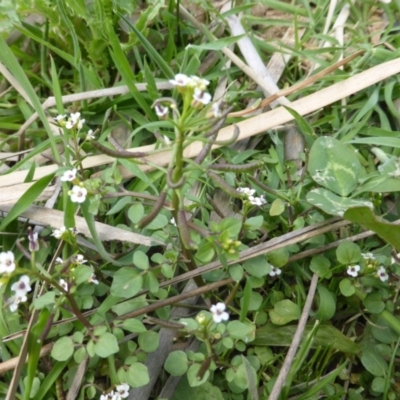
269, 199, 285, 216
133, 250, 149, 270
94, 332, 119, 358
126, 362, 150, 387
51, 336, 74, 361
111, 267, 143, 298
336, 241, 361, 265
138, 331, 159, 352
339, 278, 356, 297
164, 351, 188, 376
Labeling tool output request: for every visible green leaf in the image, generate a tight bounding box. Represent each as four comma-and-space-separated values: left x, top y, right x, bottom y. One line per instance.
336, 241, 361, 265
73, 265, 93, 285
34, 360, 69, 400
245, 215, 264, 229
110, 267, 144, 298
306, 188, 373, 217
364, 292, 385, 314
269, 299, 300, 325
127, 203, 145, 224
187, 35, 245, 50
313, 285, 336, 321
269, 198, 285, 216
164, 351, 188, 376
243, 256, 270, 278
360, 347, 388, 377
187, 363, 210, 387
309, 256, 331, 279
146, 213, 169, 230
267, 248, 289, 268
344, 207, 400, 251
0, 173, 55, 232
138, 331, 159, 352
339, 278, 356, 297
308, 136, 361, 196
241, 356, 258, 400
125, 362, 150, 387
51, 337, 74, 361
227, 321, 256, 342
33, 292, 56, 309
122, 318, 147, 333
254, 324, 361, 354
133, 250, 149, 270
94, 332, 119, 358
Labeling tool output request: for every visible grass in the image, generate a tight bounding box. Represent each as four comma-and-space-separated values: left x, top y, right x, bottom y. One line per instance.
1, 0, 400, 399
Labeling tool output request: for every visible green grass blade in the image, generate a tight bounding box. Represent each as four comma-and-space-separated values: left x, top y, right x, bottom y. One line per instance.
34, 360, 69, 400
0, 172, 55, 232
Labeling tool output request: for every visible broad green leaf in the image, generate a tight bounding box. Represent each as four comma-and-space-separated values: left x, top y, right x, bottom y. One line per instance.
360, 347, 388, 377
269, 199, 285, 216
164, 351, 188, 376
227, 321, 256, 342
371, 317, 399, 344
313, 285, 336, 321
110, 267, 143, 298
127, 203, 145, 224
94, 332, 119, 358
125, 362, 150, 387
267, 248, 289, 268
245, 215, 264, 229
51, 337, 74, 361
336, 241, 361, 265
122, 318, 147, 333
254, 324, 361, 354
187, 363, 210, 387
344, 207, 400, 251
133, 250, 149, 270
33, 292, 56, 309
138, 331, 159, 353
243, 256, 270, 278
73, 265, 93, 285
308, 136, 361, 196
146, 213, 169, 230
309, 256, 331, 279
241, 356, 258, 400
269, 299, 300, 325
229, 264, 244, 281
307, 188, 373, 217
364, 292, 385, 314
339, 279, 356, 297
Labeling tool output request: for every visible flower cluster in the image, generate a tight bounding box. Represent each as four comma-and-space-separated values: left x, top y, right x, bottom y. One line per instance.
237, 187, 267, 206
346, 263, 389, 282
51, 226, 78, 240
210, 302, 229, 323
169, 73, 212, 108
55, 112, 85, 131
100, 384, 130, 400
58, 168, 87, 203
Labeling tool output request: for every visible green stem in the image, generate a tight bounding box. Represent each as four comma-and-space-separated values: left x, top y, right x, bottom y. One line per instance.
108, 354, 119, 385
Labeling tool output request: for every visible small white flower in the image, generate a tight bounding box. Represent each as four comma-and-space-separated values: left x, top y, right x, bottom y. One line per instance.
52, 226, 66, 239
237, 187, 256, 196
192, 87, 212, 106
60, 168, 77, 182
11, 275, 31, 296
59, 279, 68, 291
189, 75, 210, 90
28, 231, 39, 252
377, 266, 389, 282
210, 302, 229, 323
347, 265, 360, 277
68, 185, 87, 203
169, 73, 191, 87
248, 195, 267, 206
115, 383, 130, 398
56, 257, 64, 264
54, 114, 66, 122
9, 294, 27, 312
70, 112, 81, 123
269, 266, 282, 277
88, 274, 99, 285
100, 395, 109, 400
65, 120, 74, 130
361, 252, 375, 260
111, 393, 122, 400
155, 103, 169, 118
0, 251, 16, 274
170, 217, 176, 226
87, 129, 95, 140
75, 254, 87, 265
77, 118, 85, 131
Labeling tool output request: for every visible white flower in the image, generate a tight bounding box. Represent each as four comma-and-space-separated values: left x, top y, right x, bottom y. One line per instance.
0, 251, 16, 274
248, 194, 267, 206
54, 114, 66, 122
75, 254, 87, 265
52, 226, 66, 239
170, 217, 176, 226
189, 75, 210, 90
192, 87, 212, 106
56, 257, 64, 264
68, 185, 87, 203
87, 129, 95, 140
77, 118, 85, 130
347, 265, 360, 277
70, 112, 81, 123
377, 266, 389, 282
210, 302, 229, 323
59, 279, 68, 291
237, 187, 256, 196
169, 73, 191, 87
100, 395, 109, 400
28, 231, 39, 252
60, 168, 77, 182
269, 266, 282, 277
155, 103, 169, 118
111, 393, 122, 400
9, 294, 27, 312
361, 252, 375, 260
115, 383, 130, 398
88, 274, 99, 285
11, 275, 31, 296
